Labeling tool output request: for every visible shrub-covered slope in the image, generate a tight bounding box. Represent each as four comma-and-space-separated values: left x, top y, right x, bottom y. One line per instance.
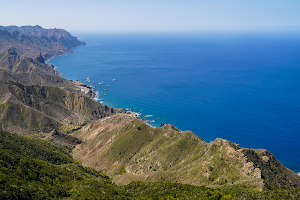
1, 129, 300, 200
71, 114, 300, 191
0, 129, 130, 199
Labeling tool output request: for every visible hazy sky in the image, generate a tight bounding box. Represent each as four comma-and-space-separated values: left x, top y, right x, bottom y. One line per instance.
2, 0, 300, 32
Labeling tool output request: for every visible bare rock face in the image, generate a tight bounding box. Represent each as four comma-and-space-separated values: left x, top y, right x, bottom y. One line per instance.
262, 156, 270, 164
7, 47, 18, 55
35, 51, 45, 64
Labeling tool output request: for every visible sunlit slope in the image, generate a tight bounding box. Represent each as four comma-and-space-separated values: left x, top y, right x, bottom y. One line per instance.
0, 81, 123, 134
72, 113, 300, 190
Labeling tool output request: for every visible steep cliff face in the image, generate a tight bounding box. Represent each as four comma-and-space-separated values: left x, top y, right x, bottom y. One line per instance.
0, 25, 85, 59
71, 113, 300, 191
0, 25, 85, 48
0, 81, 124, 134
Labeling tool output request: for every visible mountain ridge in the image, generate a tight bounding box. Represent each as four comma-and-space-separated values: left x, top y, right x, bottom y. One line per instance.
0, 25, 85, 59
0, 25, 300, 199
70, 113, 300, 191
0, 80, 124, 134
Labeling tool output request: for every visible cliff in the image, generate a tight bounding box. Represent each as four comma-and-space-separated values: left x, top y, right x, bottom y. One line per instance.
0, 25, 85, 59
0, 25, 85, 48
0, 25, 299, 199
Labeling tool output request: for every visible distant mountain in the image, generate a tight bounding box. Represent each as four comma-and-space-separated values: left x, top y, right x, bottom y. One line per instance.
0, 47, 126, 134
0, 47, 88, 94
0, 25, 85, 48
0, 25, 85, 59
0, 47, 59, 75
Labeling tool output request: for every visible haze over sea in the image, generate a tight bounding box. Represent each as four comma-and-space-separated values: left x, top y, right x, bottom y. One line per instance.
49, 31, 300, 174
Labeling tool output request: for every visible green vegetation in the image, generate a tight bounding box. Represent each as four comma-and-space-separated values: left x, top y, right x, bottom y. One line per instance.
0, 35, 299, 198
122, 182, 233, 200
0, 130, 73, 164
0, 129, 300, 199
243, 149, 299, 189
116, 165, 126, 175
71, 114, 300, 190
0, 129, 124, 199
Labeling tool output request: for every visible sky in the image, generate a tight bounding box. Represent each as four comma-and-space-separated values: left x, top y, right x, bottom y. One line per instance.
1, 0, 300, 32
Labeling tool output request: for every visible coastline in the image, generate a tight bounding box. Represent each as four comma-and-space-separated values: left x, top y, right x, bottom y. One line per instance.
46, 34, 300, 175
47, 51, 159, 128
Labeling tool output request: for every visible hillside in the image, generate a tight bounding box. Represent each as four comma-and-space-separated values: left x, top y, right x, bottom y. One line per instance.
0, 25, 299, 199
0, 80, 124, 134
0, 129, 130, 199
71, 113, 300, 191
0, 47, 96, 97
2, 129, 300, 199
0, 25, 85, 59
0, 45, 124, 135
0, 47, 59, 75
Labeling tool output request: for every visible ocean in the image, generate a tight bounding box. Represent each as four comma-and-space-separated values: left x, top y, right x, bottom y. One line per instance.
49, 31, 300, 174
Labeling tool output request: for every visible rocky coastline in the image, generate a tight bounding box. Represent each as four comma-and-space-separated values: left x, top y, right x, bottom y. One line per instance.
72, 79, 97, 99
1, 25, 300, 198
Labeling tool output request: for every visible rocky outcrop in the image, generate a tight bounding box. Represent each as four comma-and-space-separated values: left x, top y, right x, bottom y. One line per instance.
34, 51, 45, 64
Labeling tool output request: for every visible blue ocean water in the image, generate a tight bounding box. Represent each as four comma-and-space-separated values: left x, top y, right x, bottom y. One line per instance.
49, 31, 300, 173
